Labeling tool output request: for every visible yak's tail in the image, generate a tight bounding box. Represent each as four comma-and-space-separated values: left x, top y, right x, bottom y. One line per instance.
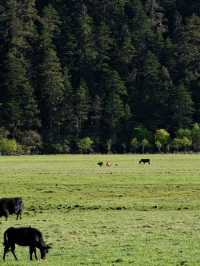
3, 230, 8, 246
3, 227, 14, 246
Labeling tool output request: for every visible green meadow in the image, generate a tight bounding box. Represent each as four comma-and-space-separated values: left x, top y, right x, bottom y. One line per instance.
1, 154, 200, 265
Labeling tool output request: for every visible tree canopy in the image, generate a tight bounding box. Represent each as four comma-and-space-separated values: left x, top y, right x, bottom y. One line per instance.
0, 0, 200, 153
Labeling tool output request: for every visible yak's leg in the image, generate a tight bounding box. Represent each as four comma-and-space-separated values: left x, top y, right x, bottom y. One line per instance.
29, 246, 38, 260
11, 245, 18, 260
3, 210, 9, 221
29, 246, 34, 260
3, 245, 9, 261
16, 212, 20, 220
33, 247, 38, 260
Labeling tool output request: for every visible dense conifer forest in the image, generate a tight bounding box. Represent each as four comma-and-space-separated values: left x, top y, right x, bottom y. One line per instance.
0, 0, 200, 154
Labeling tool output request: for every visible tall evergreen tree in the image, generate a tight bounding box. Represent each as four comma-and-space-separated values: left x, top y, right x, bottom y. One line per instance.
171, 84, 194, 128
78, 4, 97, 66
179, 16, 200, 121
101, 69, 128, 147
38, 5, 64, 143
73, 80, 90, 137
0, 0, 39, 137
60, 67, 76, 140
134, 51, 173, 129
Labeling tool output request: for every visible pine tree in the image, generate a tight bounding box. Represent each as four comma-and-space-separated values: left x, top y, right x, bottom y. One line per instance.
172, 84, 194, 128
96, 21, 113, 70
4, 48, 39, 134
73, 80, 90, 137
0, 0, 39, 137
38, 5, 64, 143
179, 16, 200, 122
60, 67, 75, 138
134, 51, 173, 129
78, 5, 97, 66
88, 95, 103, 140
102, 69, 128, 147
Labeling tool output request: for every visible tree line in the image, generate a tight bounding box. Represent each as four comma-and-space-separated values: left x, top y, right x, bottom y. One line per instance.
0, 0, 200, 154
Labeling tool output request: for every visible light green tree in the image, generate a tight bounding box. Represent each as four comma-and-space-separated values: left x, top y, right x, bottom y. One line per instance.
130, 138, 139, 153
155, 129, 170, 152
176, 128, 192, 140
0, 138, 17, 154
181, 137, 192, 152
78, 137, 94, 153
155, 140, 162, 153
172, 138, 182, 152
191, 123, 200, 151
141, 138, 150, 153
172, 137, 192, 152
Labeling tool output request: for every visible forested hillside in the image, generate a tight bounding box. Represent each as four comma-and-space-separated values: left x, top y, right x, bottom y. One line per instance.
0, 0, 200, 153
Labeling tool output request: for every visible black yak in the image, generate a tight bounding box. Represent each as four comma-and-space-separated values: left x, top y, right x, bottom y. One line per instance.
3, 227, 51, 261
0, 197, 24, 220
139, 159, 150, 165
97, 161, 103, 167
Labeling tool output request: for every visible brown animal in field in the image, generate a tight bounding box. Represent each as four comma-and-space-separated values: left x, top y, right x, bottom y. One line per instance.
106, 161, 112, 167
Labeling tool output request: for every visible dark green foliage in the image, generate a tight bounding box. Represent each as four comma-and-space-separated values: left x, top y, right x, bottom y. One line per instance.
73, 80, 90, 137
38, 5, 64, 143
0, 0, 200, 153
171, 84, 194, 128
0, 0, 40, 138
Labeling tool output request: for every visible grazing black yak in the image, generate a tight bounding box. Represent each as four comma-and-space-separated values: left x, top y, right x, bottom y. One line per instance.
3, 227, 51, 261
0, 197, 24, 220
139, 159, 150, 165
97, 161, 103, 167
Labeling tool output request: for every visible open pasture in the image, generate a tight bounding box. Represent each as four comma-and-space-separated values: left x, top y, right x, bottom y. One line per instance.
0, 154, 200, 265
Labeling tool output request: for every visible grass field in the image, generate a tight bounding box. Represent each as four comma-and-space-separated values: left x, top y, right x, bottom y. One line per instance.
0, 154, 200, 265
